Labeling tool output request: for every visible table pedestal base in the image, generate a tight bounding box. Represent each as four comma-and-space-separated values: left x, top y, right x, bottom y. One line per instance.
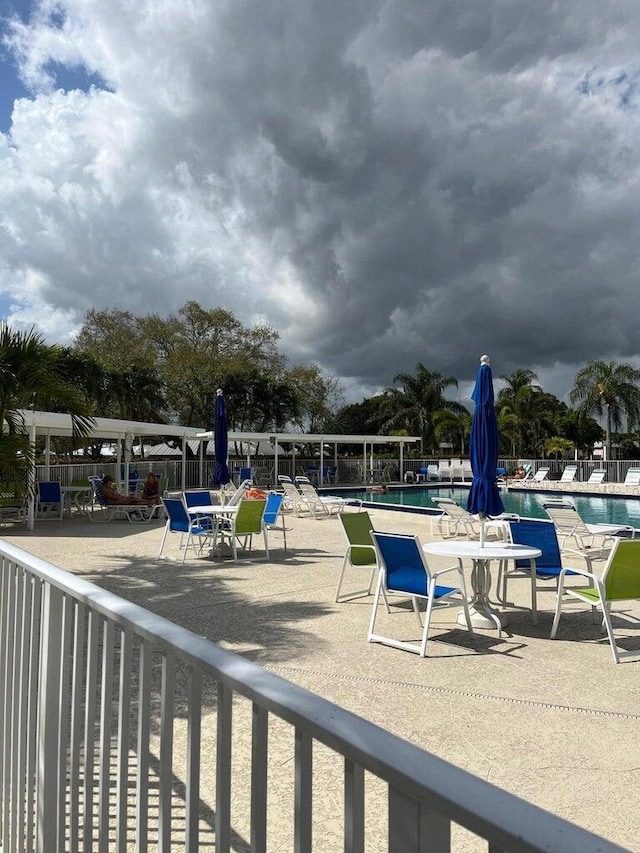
457, 603, 507, 631
456, 557, 507, 633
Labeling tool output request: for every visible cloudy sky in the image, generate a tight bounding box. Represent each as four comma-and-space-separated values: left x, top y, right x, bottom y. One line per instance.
1, 0, 640, 406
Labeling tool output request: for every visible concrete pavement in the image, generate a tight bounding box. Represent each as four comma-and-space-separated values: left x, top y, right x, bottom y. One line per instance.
2, 505, 639, 851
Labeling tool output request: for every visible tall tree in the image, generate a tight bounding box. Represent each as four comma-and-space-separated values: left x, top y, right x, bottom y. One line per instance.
380, 364, 466, 453
141, 302, 285, 427
570, 360, 640, 459
74, 308, 151, 372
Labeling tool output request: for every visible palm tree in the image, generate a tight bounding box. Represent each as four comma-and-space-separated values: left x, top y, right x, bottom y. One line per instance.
0, 324, 94, 493
380, 363, 466, 453
496, 369, 544, 456
570, 360, 640, 460
433, 409, 472, 456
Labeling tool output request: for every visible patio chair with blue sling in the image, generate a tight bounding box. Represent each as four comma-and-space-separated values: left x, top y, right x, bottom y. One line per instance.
157, 497, 215, 563
262, 491, 288, 555
184, 489, 216, 532
36, 481, 64, 521
497, 519, 606, 624
550, 538, 640, 663
368, 531, 473, 656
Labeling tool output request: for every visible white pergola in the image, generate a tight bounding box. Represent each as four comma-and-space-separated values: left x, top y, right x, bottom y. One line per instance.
16, 410, 207, 528
13, 411, 421, 527
197, 430, 421, 483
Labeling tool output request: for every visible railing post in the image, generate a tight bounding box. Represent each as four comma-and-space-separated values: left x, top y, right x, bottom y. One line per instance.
36, 583, 64, 852
388, 787, 451, 853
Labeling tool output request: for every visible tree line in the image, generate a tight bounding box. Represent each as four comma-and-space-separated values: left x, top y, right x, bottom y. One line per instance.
2, 302, 640, 494
329, 363, 640, 461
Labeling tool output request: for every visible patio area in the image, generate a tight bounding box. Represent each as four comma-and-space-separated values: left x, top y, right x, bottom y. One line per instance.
2, 505, 639, 851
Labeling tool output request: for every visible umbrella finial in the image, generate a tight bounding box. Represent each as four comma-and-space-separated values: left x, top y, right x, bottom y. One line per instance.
216, 388, 223, 396
480, 354, 490, 366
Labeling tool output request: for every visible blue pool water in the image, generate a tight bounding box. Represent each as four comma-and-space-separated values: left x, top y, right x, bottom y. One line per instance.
339, 486, 640, 529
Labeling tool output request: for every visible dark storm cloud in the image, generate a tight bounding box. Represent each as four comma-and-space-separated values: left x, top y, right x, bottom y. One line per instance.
2, 0, 640, 400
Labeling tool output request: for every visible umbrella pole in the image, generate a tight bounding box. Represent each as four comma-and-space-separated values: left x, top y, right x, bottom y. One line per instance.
479, 514, 486, 547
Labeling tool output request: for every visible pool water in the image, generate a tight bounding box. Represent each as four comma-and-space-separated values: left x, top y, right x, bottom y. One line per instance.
339, 486, 640, 529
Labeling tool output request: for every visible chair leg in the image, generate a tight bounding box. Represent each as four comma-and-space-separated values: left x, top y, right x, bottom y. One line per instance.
335, 555, 350, 602
460, 592, 474, 635
367, 574, 386, 642
529, 559, 538, 625
599, 600, 621, 664
419, 590, 437, 657
550, 578, 567, 638
411, 596, 423, 627
158, 523, 170, 559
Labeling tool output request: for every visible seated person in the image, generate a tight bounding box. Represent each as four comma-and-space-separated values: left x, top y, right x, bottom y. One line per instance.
140, 472, 162, 504
99, 475, 155, 505
510, 465, 526, 481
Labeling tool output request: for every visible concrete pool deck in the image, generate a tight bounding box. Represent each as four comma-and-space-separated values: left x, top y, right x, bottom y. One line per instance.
1, 505, 640, 851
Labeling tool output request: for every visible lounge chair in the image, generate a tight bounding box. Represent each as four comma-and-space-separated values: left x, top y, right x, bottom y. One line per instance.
294, 476, 351, 517
542, 500, 636, 551
278, 475, 312, 516
578, 469, 608, 491
220, 479, 253, 505
608, 468, 640, 496
546, 464, 577, 489
431, 497, 479, 538
520, 467, 550, 487
86, 476, 163, 524
437, 460, 452, 481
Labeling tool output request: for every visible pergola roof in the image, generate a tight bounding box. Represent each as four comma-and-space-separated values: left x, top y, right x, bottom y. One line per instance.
16, 412, 420, 448
200, 431, 421, 446
17, 410, 206, 441
16, 412, 421, 449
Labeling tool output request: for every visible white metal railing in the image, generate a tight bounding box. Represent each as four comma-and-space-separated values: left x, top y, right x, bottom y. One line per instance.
0, 540, 630, 852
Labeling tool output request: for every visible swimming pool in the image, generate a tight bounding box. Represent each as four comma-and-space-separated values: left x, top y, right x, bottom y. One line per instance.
338, 486, 640, 529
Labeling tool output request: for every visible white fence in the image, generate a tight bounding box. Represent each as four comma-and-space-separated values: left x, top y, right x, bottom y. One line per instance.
0, 539, 629, 852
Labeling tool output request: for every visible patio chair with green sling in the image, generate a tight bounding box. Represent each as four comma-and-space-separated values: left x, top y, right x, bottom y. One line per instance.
335, 511, 379, 603
216, 497, 269, 562
551, 538, 640, 663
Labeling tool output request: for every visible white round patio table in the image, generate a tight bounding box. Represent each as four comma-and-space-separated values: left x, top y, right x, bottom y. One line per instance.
422, 541, 541, 632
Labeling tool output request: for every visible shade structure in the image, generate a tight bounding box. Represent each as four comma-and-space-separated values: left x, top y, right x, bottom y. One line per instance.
467, 355, 504, 544
212, 389, 231, 486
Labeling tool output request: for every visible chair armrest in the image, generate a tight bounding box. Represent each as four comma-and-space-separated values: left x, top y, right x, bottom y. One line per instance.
557, 565, 599, 583
431, 564, 466, 580
563, 546, 610, 567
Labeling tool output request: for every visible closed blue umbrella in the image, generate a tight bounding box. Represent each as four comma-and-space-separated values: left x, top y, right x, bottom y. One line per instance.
467, 355, 504, 545
213, 388, 231, 487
